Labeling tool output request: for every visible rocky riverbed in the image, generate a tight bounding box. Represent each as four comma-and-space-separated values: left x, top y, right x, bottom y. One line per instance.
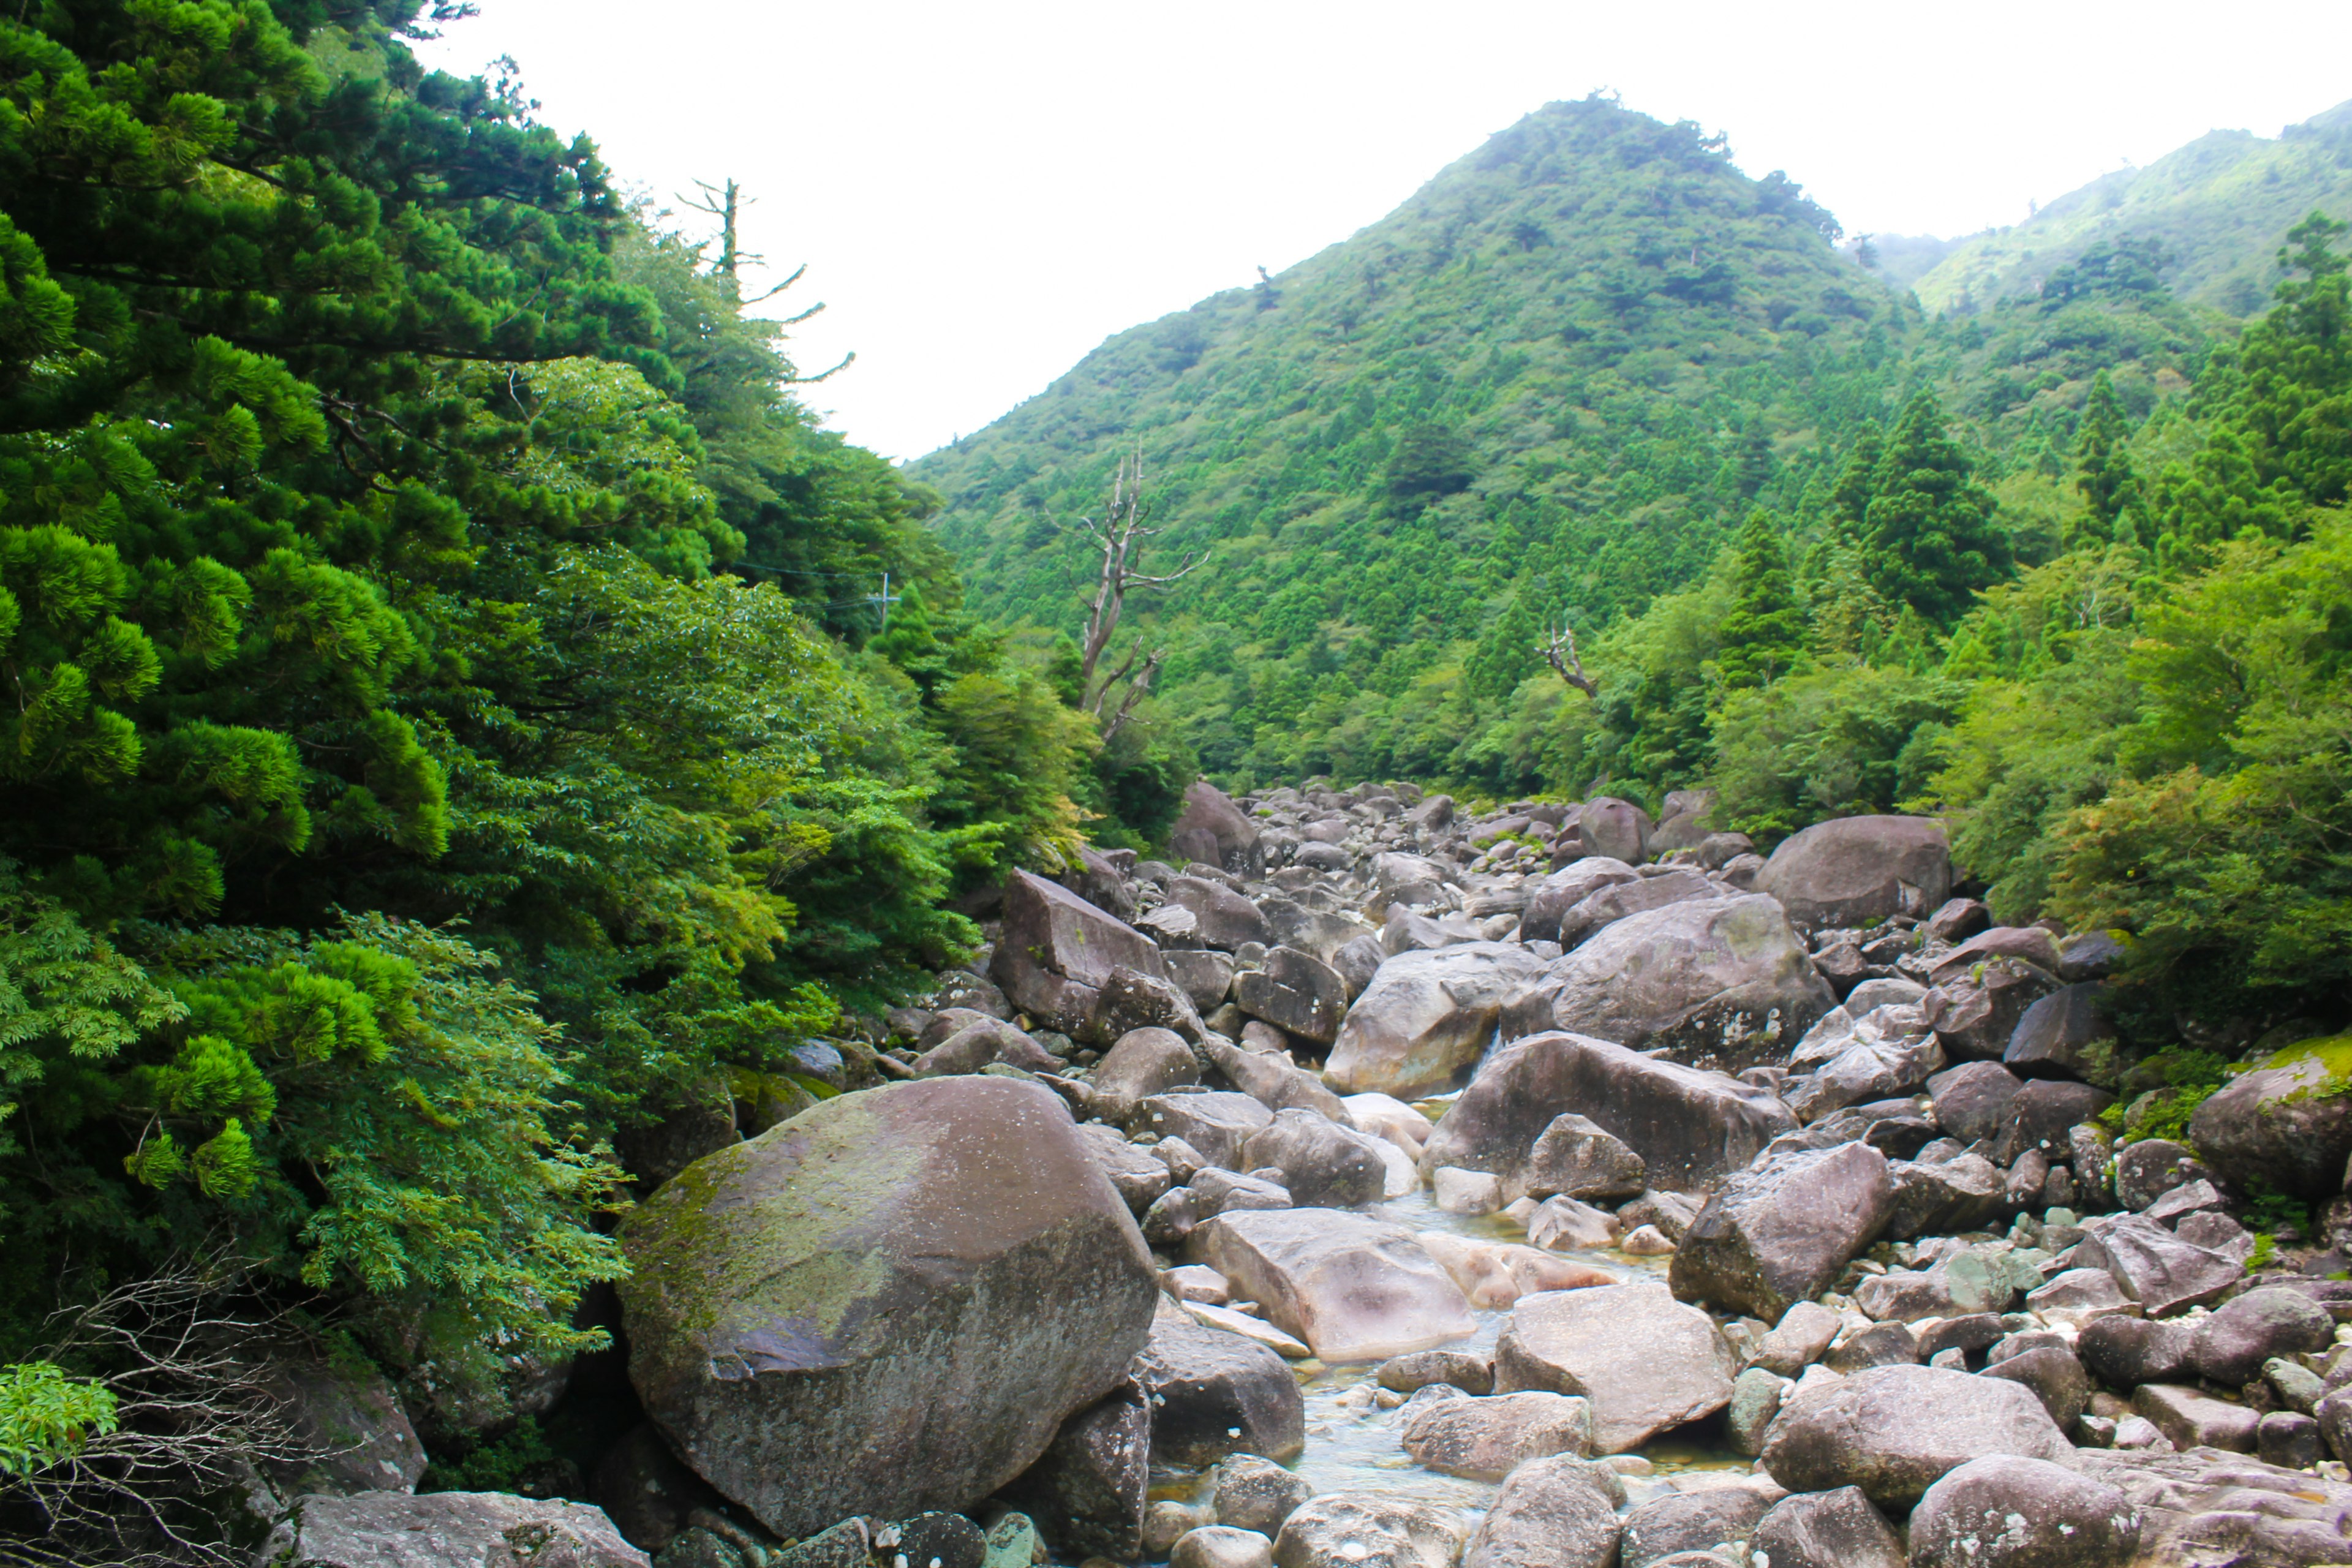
259, 780, 2352, 1568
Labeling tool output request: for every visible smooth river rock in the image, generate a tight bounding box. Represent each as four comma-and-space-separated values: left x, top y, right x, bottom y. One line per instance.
1461, 1455, 1623, 1568
1421, 1032, 1796, 1196
1136, 1298, 1306, 1465
1493, 1281, 1738, 1453
1669, 1140, 1894, 1321
1324, 944, 1547, 1098
1909, 1455, 2139, 1568
617, 1077, 1158, 1537
1754, 815, 1953, 930
1275, 1496, 1467, 1568
1759, 1364, 2073, 1509
1526, 894, 1835, 1069
1188, 1208, 1475, 1363
257, 1492, 649, 1568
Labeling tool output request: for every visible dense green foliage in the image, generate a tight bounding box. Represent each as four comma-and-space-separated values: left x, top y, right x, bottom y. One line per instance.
924, 97, 2351, 1041
0, 0, 1144, 1404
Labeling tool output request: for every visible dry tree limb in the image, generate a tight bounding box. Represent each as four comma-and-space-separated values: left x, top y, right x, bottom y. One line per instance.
0, 1254, 326, 1568
1538, 620, 1599, 699
1071, 450, 1199, 742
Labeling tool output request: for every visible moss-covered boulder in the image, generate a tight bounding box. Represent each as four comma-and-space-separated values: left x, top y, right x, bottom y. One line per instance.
2188, 1036, 2352, 1199
617, 1077, 1159, 1538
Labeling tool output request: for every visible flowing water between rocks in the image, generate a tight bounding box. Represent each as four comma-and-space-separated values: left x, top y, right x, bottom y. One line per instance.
1142, 1097, 1751, 1556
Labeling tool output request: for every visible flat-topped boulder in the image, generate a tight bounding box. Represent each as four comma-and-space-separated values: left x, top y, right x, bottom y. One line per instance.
1754, 815, 1952, 930
1420, 1032, 1796, 1196
1324, 943, 1547, 1098
1493, 1281, 1738, 1453
616, 1077, 1158, 1537
1760, 1364, 2072, 1509
1188, 1208, 1474, 1363
1525, 894, 1834, 1069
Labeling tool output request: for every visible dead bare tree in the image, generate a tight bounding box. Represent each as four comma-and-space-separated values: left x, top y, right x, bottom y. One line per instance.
1537, 619, 1599, 699
0, 1255, 320, 1568
1071, 451, 1200, 742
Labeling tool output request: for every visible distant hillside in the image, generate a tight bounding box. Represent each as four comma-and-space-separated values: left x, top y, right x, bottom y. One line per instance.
1915, 100, 2352, 317
914, 99, 1929, 771
911, 96, 2219, 786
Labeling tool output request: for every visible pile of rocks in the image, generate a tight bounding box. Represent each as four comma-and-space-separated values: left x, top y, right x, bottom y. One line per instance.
276, 778, 2352, 1568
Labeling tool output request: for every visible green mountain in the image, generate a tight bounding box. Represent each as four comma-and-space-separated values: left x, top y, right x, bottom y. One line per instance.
1913, 99, 2352, 317
912, 96, 2218, 786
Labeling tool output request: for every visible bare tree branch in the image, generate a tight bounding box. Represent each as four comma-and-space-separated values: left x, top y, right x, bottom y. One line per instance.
1072, 450, 1199, 741
0, 1254, 327, 1568
1538, 620, 1599, 699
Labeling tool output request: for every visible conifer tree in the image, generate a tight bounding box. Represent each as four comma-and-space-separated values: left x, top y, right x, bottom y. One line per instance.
1860, 391, 2013, 626
2073, 370, 2144, 544
1714, 510, 1806, 689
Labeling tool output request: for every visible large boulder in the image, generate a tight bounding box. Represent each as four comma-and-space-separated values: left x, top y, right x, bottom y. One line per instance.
1669, 1141, 1894, 1321
1421, 1033, 1796, 1196
1461, 1455, 1622, 1568
1493, 1281, 1738, 1453
616, 1077, 1158, 1537
1786, 1034, 1944, 1124
1523, 1115, 1647, 1202
992, 870, 1169, 1035
1926, 1061, 2026, 1144
256, 1492, 649, 1568
1754, 815, 1953, 931
2188, 1286, 2337, 1386
1921, 960, 2059, 1063
1172, 781, 1264, 876
1619, 1488, 1774, 1568
1519, 859, 1640, 947
1241, 1109, 1387, 1208
2002, 983, 2120, 1084
1139, 1091, 1275, 1170
1908, 1456, 2139, 1568
1759, 1364, 2073, 1509
1527, 895, 1834, 1069
1551, 870, 1722, 950
1188, 1208, 1474, 1363
1171, 875, 1276, 952
1551, 797, 1653, 865
1234, 946, 1351, 1047
1090, 1028, 1205, 1123
2073, 1213, 2242, 1319
1324, 944, 1547, 1099
255, 1345, 429, 1498
1135, 1299, 1305, 1465
2189, 1039, 2352, 1200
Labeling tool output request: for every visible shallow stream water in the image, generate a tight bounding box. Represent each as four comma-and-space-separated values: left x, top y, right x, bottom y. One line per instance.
1143, 1101, 1755, 1547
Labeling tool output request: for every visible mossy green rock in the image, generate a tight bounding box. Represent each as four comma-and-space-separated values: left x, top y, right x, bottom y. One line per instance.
2188, 1036, 2352, 1199
617, 1077, 1158, 1538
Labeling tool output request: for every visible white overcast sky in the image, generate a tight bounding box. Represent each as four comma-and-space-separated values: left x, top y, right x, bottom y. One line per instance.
417, 2, 2352, 463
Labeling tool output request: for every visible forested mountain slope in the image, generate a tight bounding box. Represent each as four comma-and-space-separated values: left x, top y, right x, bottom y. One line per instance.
914, 97, 2227, 788
1913, 99, 2352, 316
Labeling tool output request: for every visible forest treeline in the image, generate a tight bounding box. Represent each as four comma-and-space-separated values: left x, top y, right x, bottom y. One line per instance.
918, 97, 2350, 1042
0, 0, 1182, 1454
